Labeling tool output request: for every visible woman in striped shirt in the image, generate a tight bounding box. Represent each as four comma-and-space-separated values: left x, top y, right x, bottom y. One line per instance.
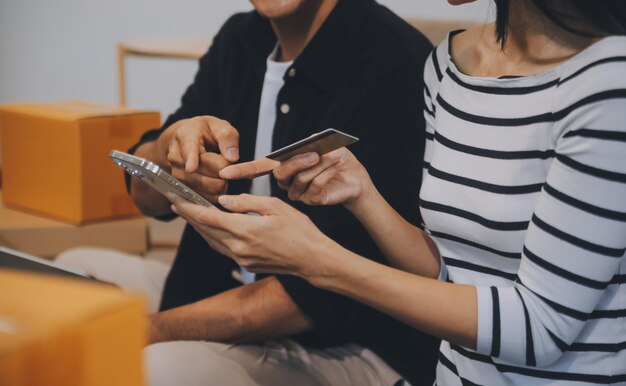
171, 0, 626, 384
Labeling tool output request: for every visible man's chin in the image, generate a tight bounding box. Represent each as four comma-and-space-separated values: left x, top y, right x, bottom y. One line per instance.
251, 0, 307, 20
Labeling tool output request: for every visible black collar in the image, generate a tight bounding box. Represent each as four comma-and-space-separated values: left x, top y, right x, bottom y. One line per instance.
241, 0, 374, 89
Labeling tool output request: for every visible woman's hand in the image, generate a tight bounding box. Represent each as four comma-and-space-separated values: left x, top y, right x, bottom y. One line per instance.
220, 148, 374, 210
168, 193, 340, 279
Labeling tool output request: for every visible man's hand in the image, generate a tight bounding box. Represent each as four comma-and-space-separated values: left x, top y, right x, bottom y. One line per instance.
131, 116, 240, 216
159, 116, 239, 173
159, 116, 239, 202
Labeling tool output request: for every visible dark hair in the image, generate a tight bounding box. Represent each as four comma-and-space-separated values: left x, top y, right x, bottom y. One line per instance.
494, 0, 626, 45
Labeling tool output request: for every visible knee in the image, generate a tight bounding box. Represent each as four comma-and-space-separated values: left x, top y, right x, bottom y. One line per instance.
145, 341, 255, 386
55, 247, 101, 269
146, 342, 200, 386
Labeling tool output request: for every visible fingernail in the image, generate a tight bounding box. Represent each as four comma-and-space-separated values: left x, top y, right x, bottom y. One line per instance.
166, 193, 176, 203
171, 204, 179, 214
226, 147, 239, 160
218, 195, 233, 206
304, 152, 318, 163
219, 167, 234, 179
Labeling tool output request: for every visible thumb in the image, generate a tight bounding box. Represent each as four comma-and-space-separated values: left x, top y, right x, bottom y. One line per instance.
218, 194, 279, 215
203, 117, 240, 163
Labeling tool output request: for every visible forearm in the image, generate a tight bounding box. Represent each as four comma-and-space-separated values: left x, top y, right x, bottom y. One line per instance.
310, 246, 477, 349
148, 277, 313, 344
130, 137, 173, 217
346, 184, 440, 278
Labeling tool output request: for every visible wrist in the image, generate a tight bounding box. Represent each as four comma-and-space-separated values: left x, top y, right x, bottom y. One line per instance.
303, 237, 350, 288
306, 241, 365, 293
147, 313, 168, 345
344, 176, 377, 217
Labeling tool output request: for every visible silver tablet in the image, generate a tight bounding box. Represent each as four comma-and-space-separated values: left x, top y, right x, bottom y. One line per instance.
0, 246, 113, 286
109, 150, 213, 207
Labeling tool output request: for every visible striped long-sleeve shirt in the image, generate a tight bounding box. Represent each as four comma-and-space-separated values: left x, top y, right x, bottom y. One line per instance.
420, 31, 626, 385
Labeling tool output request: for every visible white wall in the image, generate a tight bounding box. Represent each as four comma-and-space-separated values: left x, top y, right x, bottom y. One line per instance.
0, 0, 492, 120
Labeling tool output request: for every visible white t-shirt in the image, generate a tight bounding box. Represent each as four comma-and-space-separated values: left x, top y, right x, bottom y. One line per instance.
240, 49, 293, 284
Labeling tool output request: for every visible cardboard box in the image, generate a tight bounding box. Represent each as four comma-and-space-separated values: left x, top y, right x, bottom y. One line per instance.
0, 193, 148, 259
0, 269, 145, 386
0, 100, 160, 224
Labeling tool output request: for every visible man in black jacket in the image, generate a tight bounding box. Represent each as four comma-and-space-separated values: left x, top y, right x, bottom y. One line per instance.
62, 0, 438, 384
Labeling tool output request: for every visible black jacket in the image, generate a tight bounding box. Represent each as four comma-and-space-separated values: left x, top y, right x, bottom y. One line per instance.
129, 0, 438, 384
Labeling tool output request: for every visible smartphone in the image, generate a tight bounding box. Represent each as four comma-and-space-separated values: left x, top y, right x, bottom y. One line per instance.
266, 128, 359, 162
109, 150, 214, 207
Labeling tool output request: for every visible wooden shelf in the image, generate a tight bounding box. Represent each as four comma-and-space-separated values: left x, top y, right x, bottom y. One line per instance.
115, 18, 476, 106
117, 37, 213, 106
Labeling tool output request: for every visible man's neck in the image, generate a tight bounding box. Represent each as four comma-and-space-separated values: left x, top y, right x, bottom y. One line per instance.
270, 0, 338, 62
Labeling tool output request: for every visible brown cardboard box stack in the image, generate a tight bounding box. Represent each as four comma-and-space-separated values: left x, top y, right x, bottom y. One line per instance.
0, 100, 158, 258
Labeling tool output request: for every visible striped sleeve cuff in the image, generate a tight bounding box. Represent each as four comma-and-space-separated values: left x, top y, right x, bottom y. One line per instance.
476, 286, 495, 355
